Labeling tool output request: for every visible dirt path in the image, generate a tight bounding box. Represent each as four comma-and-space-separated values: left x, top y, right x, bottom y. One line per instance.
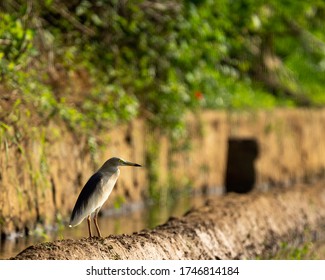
12, 182, 325, 260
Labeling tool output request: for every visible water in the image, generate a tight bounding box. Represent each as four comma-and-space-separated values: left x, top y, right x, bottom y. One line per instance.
0, 192, 215, 259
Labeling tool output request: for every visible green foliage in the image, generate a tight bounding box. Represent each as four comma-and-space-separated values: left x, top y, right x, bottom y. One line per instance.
176, 0, 325, 108
0, 13, 34, 79
113, 195, 126, 210
0, 0, 324, 137
271, 242, 315, 260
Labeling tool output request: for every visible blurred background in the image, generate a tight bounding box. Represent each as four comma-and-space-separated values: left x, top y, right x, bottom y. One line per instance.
0, 0, 325, 259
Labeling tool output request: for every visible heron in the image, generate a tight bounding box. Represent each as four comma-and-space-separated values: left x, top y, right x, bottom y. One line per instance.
69, 157, 141, 238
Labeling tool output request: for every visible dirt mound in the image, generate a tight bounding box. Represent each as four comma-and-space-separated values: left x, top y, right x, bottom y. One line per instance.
12, 182, 325, 260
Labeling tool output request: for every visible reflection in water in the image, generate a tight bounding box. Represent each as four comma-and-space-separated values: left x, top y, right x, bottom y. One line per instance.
0, 192, 215, 259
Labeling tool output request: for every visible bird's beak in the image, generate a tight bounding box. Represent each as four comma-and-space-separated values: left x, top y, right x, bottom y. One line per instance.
122, 160, 142, 167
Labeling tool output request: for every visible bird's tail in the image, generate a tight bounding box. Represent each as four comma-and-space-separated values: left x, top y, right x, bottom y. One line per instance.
69, 211, 84, 227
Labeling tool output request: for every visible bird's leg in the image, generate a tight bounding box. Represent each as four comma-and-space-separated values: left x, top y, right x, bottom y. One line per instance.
87, 215, 92, 238
94, 211, 102, 238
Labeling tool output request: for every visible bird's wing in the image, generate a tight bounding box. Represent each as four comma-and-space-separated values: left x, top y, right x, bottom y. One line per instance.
69, 172, 104, 226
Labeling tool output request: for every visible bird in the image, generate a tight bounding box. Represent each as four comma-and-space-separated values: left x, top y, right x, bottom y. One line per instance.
69, 157, 142, 238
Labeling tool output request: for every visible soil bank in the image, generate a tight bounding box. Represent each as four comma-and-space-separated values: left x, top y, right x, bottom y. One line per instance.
13, 182, 325, 260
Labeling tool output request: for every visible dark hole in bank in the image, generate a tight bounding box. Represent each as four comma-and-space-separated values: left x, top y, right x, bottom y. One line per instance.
225, 138, 259, 193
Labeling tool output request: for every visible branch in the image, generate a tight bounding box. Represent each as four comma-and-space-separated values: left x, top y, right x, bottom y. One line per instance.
51, 2, 96, 37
